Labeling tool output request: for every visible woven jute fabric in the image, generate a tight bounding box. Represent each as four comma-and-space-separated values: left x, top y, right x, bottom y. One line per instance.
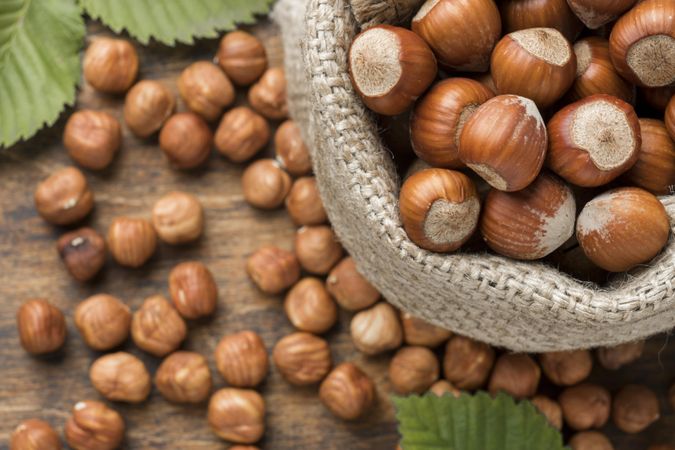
273, 0, 675, 352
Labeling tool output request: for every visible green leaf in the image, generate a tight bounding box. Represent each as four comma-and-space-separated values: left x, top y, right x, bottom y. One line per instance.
0, 0, 85, 148
394, 392, 567, 450
80, 0, 274, 46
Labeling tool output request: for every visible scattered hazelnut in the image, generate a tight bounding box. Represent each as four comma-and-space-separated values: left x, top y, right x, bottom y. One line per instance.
625, 119, 675, 195
597, 341, 645, 370
89, 352, 151, 403
83, 37, 138, 94
429, 379, 461, 397
531, 395, 563, 430
539, 350, 593, 386
159, 112, 213, 169
131, 295, 187, 357
499, 0, 583, 42
274, 120, 312, 176
612, 384, 660, 433
64, 400, 124, 450
155, 351, 212, 404
443, 335, 495, 389
284, 277, 337, 334
389, 346, 439, 394
124, 80, 176, 137
168, 261, 217, 319
400, 311, 452, 347
217, 31, 267, 86
569, 431, 614, 450
559, 383, 611, 430
152, 191, 204, 245
178, 61, 235, 121
208, 388, 265, 444
57, 227, 106, 282
10, 419, 61, 450
488, 353, 540, 399
248, 67, 289, 120
34, 167, 94, 225
273, 332, 332, 385
326, 257, 380, 311
351, 302, 403, 355
16, 299, 66, 355
294, 225, 344, 274
319, 362, 375, 421
285, 177, 327, 226
215, 107, 270, 163
107, 217, 157, 268
63, 110, 121, 170
215, 331, 269, 388
241, 159, 292, 209
246, 246, 300, 294
74, 294, 131, 351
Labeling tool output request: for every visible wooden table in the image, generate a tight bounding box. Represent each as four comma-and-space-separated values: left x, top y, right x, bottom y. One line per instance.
0, 20, 673, 450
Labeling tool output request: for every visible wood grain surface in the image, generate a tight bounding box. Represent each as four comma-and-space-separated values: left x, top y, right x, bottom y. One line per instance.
0, 20, 673, 450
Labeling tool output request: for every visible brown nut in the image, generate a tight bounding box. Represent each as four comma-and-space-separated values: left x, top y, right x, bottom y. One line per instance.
57, 227, 106, 282
569, 431, 614, 450
83, 37, 138, 94
152, 191, 204, 245
10, 419, 61, 450
275, 120, 312, 176
34, 167, 94, 226
159, 112, 212, 169
246, 246, 300, 294
539, 350, 593, 386
107, 217, 157, 268
319, 362, 375, 420
74, 294, 131, 351
499, 0, 583, 42
559, 383, 611, 430
443, 335, 495, 390
596, 340, 645, 370
242, 159, 292, 209
667, 95, 675, 140
624, 119, 675, 195
531, 395, 563, 430
89, 352, 151, 403
285, 177, 327, 226
429, 379, 461, 397
350, 302, 403, 355
248, 67, 288, 120
217, 31, 267, 86
273, 332, 332, 386
284, 277, 337, 334
178, 61, 235, 121
17, 299, 66, 355
388, 346, 439, 394
124, 80, 176, 137
168, 261, 217, 319
612, 384, 660, 433
64, 401, 124, 450
208, 388, 265, 444
215, 331, 269, 387
488, 353, 540, 399
326, 257, 380, 311
155, 351, 212, 404
131, 295, 187, 357
295, 226, 343, 275
401, 312, 452, 347
63, 110, 121, 170
215, 107, 270, 163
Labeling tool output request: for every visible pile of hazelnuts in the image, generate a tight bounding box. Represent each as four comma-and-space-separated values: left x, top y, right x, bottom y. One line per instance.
348, 0, 674, 277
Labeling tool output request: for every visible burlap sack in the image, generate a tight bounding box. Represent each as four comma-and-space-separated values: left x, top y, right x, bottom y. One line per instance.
273, 0, 675, 352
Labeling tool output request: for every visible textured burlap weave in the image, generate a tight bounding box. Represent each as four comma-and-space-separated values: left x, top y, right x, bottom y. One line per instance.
273, 0, 675, 351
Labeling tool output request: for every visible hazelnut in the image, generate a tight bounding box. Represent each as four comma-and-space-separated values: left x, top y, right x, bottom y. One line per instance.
34, 167, 94, 225
400, 312, 452, 347
349, 25, 437, 116
667, 96, 675, 140
215, 107, 270, 163
274, 120, 312, 176
388, 346, 439, 394
273, 332, 332, 386
64, 401, 124, 450
152, 191, 204, 245
319, 362, 375, 420
429, 379, 460, 397
241, 159, 292, 209
488, 353, 540, 399
567, 0, 635, 28
350, 302, 403, 355
155, 351, 212, 404
215, 331, 269, 388
168, 261, 218, 319
131, 295, 187, 357
208, 388, 265, 444
74, 294, 131, 351
217, 31, 267, 86
612, 384, 660, 433
539, 349, 593, 386
531, 395, 563, 430
643, 85, 675, 111
63, 110, 121, 170
10, 419, 61, 450
57, 227, 106, 282
83, 37, 138, 94
499, 0, 583, 42
625, 119, 675, 195
559, 383, 611, 430
443, 335, 495, 389
107, 217, 157, 268
178, 61, 235, 121
159, 112, 213, 169
295, 225, 344, 275
89, 352, 151, 403
284, 277, 337, 334
326, 257, 380, 311
16, 299, 66, 355
248, 67, 289, 120
246, 246, 300, 294
124, 80, 175, 137
569, 431, 614, 450
597, 340, 645, 370
285, 177, 327, 226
